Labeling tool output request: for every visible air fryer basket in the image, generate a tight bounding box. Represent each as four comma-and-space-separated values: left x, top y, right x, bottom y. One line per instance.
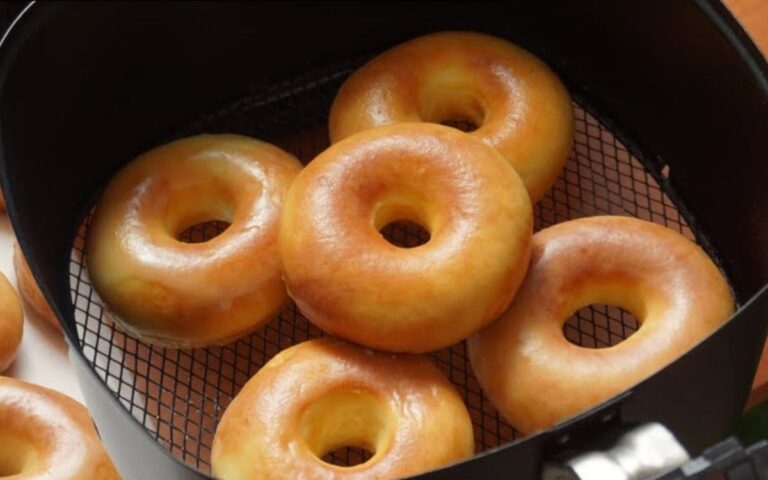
1, 2, 768, 479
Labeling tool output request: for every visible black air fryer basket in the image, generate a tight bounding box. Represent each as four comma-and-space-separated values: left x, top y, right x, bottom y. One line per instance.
1, 2, 767, 479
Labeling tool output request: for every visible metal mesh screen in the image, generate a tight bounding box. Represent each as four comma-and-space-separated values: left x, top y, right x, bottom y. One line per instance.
68, 62, 696, 473
563, 305, 640, 349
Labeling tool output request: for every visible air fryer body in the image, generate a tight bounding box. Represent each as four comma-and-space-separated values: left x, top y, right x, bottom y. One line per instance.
0, 1, 767, 479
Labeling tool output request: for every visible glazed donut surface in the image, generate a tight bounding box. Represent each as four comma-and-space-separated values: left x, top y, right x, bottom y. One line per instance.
469, 216, 734, 433
0, 376, 119, 479
212, 338, 474, 480
330, 31, 574, 202
280, 123, 533, 353
0, 272, 22, 373
13, 243, 60, 331
86, 134, 302, 347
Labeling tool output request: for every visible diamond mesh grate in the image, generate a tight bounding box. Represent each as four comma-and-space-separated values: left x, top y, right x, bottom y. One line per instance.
563, 305, 640, 349
69, 62, 697, 473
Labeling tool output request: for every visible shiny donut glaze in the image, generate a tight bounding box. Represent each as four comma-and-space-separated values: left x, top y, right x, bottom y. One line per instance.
280, 123, 533, 353
13, 243, 60, 331
330, 31, 574, 202
212, 338, 474, 480
0, 272, 22, 373
0, 376, 119, 479
86, 135, 302, 347
469, 216, 734, 433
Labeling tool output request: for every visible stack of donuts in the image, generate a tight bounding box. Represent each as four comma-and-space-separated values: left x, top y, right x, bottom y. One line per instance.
79, 32, 734, 480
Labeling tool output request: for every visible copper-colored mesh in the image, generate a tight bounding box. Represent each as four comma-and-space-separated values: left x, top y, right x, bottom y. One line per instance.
321, 447, 374, 467
69, 63, 696, 473
177, 221, 231, 244
563, 305, 640, 348
380, 220, 431, 248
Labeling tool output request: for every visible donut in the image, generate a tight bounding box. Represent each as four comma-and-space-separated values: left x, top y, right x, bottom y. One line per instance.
0, 272, 22, 373
279, 123, 533, 353
86, 134, 302, 347
13, 242, 60, 331
212, 338, 474, 479
329, 31, 574, 202
0, 376, 119, 479
468, 216, 734, 433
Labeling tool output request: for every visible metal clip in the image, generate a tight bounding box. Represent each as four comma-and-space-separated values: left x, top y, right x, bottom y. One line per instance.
542, 423, 690, 480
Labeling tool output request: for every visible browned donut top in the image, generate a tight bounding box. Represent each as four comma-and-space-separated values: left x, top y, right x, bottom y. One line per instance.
280, 123, 532, 352
0, 376, 119, 479
212, 338, 473, 480
86, 134, 302, 347
469, 216, 734, 433
330, 31, 573, 201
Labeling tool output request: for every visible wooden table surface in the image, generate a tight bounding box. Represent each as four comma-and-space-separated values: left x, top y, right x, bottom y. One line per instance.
726, 0, 768, 55
724, 0, 768, 408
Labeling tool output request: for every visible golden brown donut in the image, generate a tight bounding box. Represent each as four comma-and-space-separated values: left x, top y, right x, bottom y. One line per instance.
280, 123, 533, 353
0, 272, 22, 373
13, 243, 60, 331
469, 216, 734, 433
0, 376, 120, 479
212, 338, 474, 480
329, 31, 574, 202
86, 134, 302, 347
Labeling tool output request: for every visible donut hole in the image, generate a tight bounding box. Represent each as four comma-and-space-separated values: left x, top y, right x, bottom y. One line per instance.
0, 434, 33, 475
0, 458, 22, 477
300, 389, 394, 468
321, 446, 375, 467
380, 220, 431, 248
176, 220, 231, 243
421, 86, 486, 133
563, 304, 640, 349
374, 203, 432, 248
163, 180, 237, 243
440, 118, 480, 133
